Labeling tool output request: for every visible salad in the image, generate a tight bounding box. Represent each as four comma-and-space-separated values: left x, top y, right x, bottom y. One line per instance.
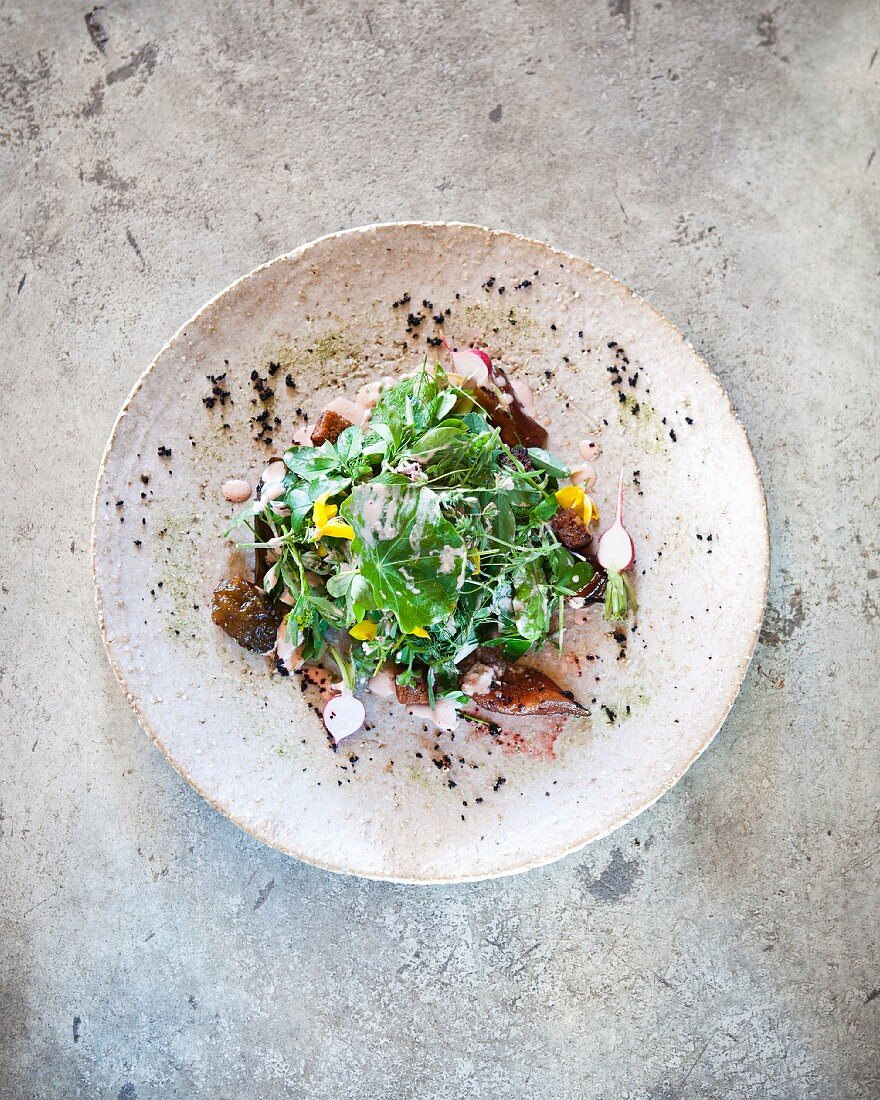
212, 342, 636, 741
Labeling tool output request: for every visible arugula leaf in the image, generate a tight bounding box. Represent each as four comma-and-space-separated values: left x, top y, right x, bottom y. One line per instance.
348, 483, 466, 633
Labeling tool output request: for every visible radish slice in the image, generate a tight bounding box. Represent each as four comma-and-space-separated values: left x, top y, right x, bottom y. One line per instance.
441, 337, 492, 386
597, 470, 635, 571
323, 692, 365, 741
597, 470, 636, 622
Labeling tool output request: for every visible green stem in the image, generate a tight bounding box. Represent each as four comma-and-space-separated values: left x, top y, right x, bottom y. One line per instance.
603, 570, 629, 622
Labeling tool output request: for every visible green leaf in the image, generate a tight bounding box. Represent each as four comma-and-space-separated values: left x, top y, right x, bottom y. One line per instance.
491, 493, 516, 545
530, 495, 559, 523
332, 425, 363, 464
526, 447, 570, 478
282, 488, 317, 532
512, 563, 551, 642
284, 447, 338, 482
546, 546, 596, 595
348, 483, 466, 633
409, 422, 468, 455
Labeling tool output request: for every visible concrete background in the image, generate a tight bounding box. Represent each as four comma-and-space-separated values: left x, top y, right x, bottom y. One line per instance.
1, 0, 877, 1096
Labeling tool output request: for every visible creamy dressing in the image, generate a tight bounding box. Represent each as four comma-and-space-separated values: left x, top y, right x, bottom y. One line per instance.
262, 460, 286, 484
356, 378, 391, 409
570, 462, 597, 490
275, 621, 304, 672
394, 460, 425, 481
221, 478, 251, 503
438, 544, 462, 574
261, 481, 286, 502
461, 662, 495, 697
406, 699, 461, 732
578, 439, 601, 461
367, 668, 396, 698
359, 482, 398, 545
327, 396, 368, 425
511, 378, 543, 423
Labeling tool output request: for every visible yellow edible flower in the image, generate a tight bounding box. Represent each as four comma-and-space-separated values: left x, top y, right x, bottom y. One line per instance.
312, 492, 354, 541
349, 620, 377, 641
555, 485, 599, 525
408, 627, 430, 638
470, 550, 481, 574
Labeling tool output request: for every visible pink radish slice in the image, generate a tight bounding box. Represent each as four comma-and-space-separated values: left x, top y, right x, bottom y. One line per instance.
597, 469, 635, 571
441, 337, 492, 385
323, 693, 366, 741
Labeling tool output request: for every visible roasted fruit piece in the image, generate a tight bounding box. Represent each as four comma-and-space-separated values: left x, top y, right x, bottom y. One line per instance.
550, 506, 593, 551
466, 647, 586, 716
395, 678, 430, 707
211, 576, 281, 653
310, 409, 352, 446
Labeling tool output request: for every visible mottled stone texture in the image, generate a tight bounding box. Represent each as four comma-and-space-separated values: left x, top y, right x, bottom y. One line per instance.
0, 1, 877, 1096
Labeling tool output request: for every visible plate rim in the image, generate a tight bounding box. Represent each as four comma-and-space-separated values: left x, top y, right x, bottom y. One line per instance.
91, 220, 771, 884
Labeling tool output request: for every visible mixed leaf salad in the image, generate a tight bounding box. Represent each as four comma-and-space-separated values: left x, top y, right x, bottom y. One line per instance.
212, 346, 636, 741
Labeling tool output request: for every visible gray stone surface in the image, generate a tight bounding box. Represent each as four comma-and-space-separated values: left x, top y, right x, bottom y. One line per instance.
1, 0, 877, 1096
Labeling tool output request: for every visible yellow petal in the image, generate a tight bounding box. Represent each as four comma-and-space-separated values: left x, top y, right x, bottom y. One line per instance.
312, 492, 338, 529
408, 626, 429, 638
320, 518, 354, 540
470, 550, 481, 574
555, 485, 584, 513
556, 485, 597, 524
349, 620, 377, 641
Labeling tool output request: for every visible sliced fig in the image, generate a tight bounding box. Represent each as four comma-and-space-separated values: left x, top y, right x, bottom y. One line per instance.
491, 365, 548, 448
470, 385, 522, 447
462, 647, 586, 716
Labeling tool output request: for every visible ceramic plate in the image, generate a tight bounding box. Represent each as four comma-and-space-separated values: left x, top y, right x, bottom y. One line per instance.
92, 222, 768, 883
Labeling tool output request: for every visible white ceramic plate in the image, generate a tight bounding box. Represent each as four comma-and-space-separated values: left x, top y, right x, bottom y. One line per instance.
92, 223, 769, 883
